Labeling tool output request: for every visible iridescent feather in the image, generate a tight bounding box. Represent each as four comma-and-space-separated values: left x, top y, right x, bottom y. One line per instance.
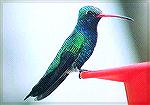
24, 6, 102, 101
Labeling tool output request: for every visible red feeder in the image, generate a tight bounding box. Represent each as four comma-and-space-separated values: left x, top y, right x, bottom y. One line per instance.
80, 62, 150, 105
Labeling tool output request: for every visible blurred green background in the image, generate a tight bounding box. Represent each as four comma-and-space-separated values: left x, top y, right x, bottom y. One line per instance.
121, 1, 149, 61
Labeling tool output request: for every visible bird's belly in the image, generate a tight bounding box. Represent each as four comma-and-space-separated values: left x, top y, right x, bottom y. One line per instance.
74, 42, 96, 69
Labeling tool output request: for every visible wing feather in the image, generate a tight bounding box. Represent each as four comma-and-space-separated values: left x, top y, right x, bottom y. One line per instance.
24, 32, 85, 100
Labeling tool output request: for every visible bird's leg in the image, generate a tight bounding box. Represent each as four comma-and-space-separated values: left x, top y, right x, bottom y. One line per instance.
72, 66, 88, 79
79, 69, 88, 72
73, 67, 88, 72
74, 67, 80, 72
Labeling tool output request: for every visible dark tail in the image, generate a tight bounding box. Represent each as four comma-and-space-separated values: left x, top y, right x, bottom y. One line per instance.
24, 72, 69, 101
24, 51, 76, 101
24, 93, 31, 100
35, 73, 69, 101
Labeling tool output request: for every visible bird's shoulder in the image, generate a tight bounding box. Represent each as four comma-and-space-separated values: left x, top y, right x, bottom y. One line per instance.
61, 31, 85, 51
45, 31, 85, 74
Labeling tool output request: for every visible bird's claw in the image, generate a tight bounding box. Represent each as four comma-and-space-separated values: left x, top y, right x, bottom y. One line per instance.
79, 69, 88, 79
79, 69, 88, 72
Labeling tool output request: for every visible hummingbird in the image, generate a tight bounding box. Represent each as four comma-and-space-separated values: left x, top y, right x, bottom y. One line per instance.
24, 6, 133, 101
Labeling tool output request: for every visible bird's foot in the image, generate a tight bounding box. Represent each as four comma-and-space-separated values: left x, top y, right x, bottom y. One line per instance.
79, 69, 88, 72
79, 69, 88, 79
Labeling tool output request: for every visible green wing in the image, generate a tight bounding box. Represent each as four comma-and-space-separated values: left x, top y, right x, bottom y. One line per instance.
46, 32, 85, 74
24, 32, 85, 101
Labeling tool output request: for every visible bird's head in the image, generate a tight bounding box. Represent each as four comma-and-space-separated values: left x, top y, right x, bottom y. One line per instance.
78, 6, 134, 26
78, 6, 102, 25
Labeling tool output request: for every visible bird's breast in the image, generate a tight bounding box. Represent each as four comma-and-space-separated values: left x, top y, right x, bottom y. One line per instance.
83, 31, 97, 48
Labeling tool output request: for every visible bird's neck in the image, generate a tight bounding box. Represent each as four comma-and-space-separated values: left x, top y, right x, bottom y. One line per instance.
75, 19, 98, 45
76, 19, 99, 32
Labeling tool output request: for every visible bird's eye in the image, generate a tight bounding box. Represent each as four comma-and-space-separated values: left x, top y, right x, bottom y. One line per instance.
86, 11, 93, 15
86, 11, 97, 17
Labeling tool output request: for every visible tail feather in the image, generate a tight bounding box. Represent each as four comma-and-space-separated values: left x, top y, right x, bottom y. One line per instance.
24, 70, 66, 101
35, 73, 69, 101
24, 93, 31, 100
24, 51, 76, 101
24, 71, 69, 101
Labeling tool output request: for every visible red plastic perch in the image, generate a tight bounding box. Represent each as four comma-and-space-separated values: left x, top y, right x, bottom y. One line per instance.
80, 62, 150, 105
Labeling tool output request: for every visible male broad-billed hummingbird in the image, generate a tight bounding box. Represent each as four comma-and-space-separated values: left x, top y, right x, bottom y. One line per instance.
24, 6, 133, 101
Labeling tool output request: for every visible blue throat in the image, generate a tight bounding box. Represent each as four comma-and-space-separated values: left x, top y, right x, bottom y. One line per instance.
75, 18, 100, 44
